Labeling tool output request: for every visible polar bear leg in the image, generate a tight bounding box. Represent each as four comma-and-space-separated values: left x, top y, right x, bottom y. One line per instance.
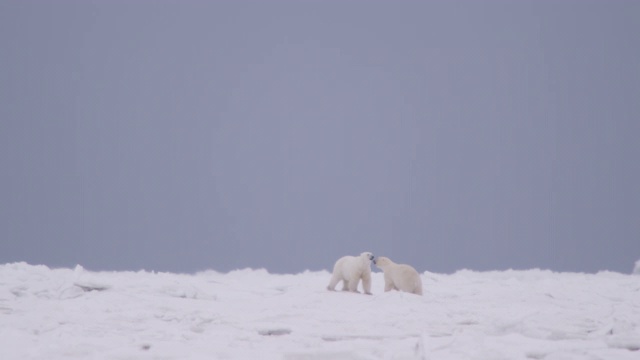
413, 280, 423, 295
327, 273, 341, 291
347, 275, 360, 292
361, 271, 372, 295
384, 282, 394, 292
341, 279, 349, 291
384, 273, 394, 292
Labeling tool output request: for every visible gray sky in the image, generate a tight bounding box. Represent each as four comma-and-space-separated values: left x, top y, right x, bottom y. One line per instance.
1, 1, 639, 274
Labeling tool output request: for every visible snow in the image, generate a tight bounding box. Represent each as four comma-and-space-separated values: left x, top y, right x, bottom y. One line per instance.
1, 262, 639, 359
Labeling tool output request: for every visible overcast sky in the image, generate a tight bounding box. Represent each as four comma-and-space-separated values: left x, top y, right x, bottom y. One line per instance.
1, 1, 639, 274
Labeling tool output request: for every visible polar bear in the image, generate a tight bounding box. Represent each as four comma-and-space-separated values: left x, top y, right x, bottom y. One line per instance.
327, 252, 374, 295
373, 256, 422, 295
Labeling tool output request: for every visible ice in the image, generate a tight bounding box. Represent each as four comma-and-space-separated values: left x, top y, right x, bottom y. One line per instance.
1, 262, 639, 359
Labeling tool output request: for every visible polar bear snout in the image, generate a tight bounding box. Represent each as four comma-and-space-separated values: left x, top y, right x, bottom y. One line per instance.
369, 254, 375, 261
372, 257, 377, 264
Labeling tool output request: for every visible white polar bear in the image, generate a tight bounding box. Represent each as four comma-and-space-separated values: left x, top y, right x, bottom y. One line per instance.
373, 256, 422, 295
327, 252, 374, 295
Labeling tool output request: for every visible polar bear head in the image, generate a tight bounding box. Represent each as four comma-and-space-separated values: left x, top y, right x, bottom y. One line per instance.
373, 256, 394, 269
360, 252, 374, 262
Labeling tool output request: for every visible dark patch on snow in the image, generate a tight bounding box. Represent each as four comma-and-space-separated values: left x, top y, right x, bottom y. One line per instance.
74, 283, 110, 292
259, 328, 292, 336
322, 334, 419, 342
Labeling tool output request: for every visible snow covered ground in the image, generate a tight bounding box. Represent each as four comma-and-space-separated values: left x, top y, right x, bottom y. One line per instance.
1, 262, 639, 359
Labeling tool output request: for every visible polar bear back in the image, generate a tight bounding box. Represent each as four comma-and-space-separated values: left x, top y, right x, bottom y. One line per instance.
334, 254, 371, 278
